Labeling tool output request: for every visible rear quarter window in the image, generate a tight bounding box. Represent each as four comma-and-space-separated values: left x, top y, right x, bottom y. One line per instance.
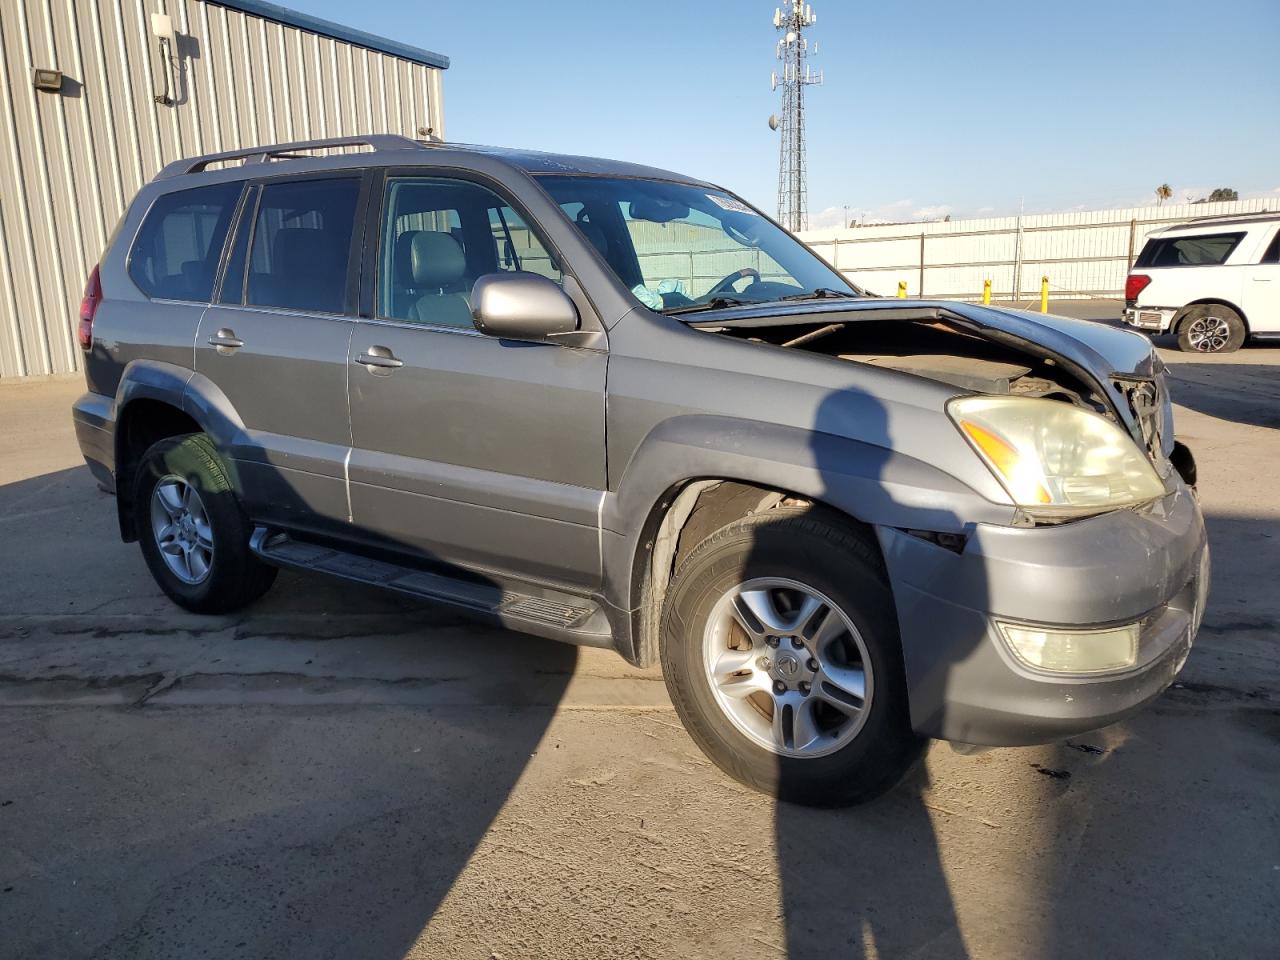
128, 182, 243, 301
1135, 232, 1246, 268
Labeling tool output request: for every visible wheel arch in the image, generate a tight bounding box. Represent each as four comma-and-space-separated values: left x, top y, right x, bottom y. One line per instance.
601, 414, 1007, 667
112, 361, 246, 541
1172, 298, 1250, 334
623, 476, 870, 668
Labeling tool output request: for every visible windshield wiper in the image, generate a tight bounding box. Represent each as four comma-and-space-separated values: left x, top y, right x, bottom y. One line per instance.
770, 287, 861, 303
662, 296, 752, 317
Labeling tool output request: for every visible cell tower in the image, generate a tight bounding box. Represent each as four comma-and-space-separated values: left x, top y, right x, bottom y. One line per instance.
769, 1, 821, 232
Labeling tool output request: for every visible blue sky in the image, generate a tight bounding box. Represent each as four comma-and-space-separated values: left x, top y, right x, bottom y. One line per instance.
299, 0, 1279, 225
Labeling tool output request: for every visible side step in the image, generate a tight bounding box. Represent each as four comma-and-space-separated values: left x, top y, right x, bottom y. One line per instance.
249, 528, 613, 649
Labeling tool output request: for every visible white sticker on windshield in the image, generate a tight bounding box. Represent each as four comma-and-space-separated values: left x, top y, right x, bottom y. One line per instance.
708, 194, 759, 216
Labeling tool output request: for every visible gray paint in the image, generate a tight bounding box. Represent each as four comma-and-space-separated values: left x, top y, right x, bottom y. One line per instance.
71, 137, 1209, 748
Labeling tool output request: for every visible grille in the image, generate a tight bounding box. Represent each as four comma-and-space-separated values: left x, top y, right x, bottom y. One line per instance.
1114, 374, 1168, 464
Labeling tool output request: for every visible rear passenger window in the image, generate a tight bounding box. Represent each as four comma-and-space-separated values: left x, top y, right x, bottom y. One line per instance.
246, 178, 360, 314
128, 182, 241, 302
1135, 232, 1245, 268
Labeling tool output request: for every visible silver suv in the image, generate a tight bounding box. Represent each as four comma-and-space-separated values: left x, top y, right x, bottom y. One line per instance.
73, 135, 1209, 805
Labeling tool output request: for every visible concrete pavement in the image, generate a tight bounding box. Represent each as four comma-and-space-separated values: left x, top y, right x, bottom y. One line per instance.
1, 344, 1277, 959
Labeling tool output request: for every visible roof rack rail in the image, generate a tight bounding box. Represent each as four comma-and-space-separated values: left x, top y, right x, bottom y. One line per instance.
1185, 209, 1273, 223
155, 134, 426, 180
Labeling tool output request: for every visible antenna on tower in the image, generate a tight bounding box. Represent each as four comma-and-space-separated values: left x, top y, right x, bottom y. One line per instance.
769, 0, 822, 232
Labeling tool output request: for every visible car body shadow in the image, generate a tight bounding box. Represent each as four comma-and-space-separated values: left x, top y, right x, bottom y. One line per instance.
0, 463, 577, 959
1161, 360, 1280, 430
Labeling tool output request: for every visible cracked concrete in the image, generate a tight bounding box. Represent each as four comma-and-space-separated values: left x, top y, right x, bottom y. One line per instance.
1, 343, 1278, 959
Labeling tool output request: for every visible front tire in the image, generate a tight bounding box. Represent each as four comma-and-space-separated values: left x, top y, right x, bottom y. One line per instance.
660, 507, 924, 807
134, 433, 277, 613
1177, 304, 1245, 353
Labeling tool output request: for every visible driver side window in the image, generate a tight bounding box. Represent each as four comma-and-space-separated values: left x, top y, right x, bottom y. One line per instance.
377, 177, 561, 327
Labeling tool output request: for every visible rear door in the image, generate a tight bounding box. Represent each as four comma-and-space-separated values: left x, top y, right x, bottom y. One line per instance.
1243, 227, 1280, 334
195, 172, 368, 533
345, 171, 607, 588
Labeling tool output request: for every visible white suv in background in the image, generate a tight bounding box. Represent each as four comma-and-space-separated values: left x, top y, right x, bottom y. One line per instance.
1124, 213, 1280, 353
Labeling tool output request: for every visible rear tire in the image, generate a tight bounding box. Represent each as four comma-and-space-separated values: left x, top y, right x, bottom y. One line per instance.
1176, 304, 1245, 353
134, 433, 277, 614
660, 507, 924, 807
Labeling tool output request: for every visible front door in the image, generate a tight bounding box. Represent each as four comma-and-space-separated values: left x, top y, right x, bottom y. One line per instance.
195, 174, 365, 532
346, 174, 607, 589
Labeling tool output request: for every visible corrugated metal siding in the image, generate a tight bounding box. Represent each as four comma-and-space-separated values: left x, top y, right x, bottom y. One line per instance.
0, 0, 445, 378
799, 199, 1275, 302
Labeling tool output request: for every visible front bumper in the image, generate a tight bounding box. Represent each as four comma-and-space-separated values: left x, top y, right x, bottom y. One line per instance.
1123, 305, 1177, 333
877, 484, 1208, 746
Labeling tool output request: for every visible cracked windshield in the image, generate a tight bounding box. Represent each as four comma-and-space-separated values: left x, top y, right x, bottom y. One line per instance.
536, 175, 857, 314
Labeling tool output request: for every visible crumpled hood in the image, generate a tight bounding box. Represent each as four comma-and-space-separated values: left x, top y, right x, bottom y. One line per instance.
942, 302, 1159, 379
685, 296, 1169, 455
687, 297, 1159, 381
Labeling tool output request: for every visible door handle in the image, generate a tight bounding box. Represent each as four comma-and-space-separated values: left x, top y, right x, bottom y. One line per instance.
357, 345, 404, 373
207, 328, 244, 354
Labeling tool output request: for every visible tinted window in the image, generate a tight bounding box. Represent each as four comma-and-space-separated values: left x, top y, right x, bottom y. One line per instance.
128, 182, 241, 301
1135, 232, 1246, 268
1261, 229, 1280, 264
377, 177, 560, 327
246, 178, 360, 314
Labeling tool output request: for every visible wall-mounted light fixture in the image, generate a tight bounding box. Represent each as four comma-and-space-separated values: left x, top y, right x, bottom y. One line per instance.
150, 12, 176, 106
32, 68, 63, 93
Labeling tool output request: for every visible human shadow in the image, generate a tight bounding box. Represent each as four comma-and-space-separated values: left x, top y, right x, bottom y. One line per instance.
738, 371, 985, 957
0, 460, 578, 959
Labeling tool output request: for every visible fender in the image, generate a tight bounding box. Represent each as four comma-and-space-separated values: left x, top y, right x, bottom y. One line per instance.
113, 360, 250, 468
112, 360, 251, 539
596, 413, 1016, 662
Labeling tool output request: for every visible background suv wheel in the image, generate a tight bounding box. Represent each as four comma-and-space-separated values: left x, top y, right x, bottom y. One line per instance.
134, 433, 277, 613
1177, 304, 1246, 353
660, 507, 924, 807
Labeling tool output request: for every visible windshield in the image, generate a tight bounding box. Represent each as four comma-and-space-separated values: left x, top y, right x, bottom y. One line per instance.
534, 175, 858, 314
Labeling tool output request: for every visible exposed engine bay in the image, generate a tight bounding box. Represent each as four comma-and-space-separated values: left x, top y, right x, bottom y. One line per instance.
697, 311, 1111, 416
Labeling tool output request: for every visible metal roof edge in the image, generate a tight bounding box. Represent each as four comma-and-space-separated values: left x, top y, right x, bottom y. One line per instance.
208, 0, 450, 69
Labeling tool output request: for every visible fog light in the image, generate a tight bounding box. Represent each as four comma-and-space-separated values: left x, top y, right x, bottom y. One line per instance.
995, 620, 1139, 673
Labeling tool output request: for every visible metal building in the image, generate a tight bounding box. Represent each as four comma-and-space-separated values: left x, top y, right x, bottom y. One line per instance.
0, 0, 448, 379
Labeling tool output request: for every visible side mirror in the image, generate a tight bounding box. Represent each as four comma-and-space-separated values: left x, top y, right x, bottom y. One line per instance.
470, 273, 579, 340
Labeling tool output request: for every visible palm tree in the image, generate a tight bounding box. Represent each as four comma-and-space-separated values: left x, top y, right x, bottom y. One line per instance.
1155, 184, 1173, 207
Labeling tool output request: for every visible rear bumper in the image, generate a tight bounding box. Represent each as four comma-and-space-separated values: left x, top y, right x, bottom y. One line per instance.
72, 391, 116, 491
1123, 306, 1176, 332
878, 483, 1208, 746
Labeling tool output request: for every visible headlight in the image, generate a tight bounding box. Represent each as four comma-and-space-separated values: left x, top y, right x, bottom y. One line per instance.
949, 395, 1166, 515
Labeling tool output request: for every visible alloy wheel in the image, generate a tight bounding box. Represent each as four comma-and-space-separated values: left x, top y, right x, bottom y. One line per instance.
702, 577, 874, 758
150, 476, 214, 585
1186, 314, 1232, 352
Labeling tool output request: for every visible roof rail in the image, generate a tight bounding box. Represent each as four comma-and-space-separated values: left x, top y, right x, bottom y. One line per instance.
1185, 209, 1273, 224
154, 134, 425, 180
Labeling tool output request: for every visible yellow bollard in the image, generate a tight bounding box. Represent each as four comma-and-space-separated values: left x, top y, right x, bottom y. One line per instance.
897, 280, 907, 299
982, 279, 992, 305
1040, 276, 1049, 313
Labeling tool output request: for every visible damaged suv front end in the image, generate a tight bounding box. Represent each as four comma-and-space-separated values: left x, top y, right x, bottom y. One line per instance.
685, 298, 1209, 745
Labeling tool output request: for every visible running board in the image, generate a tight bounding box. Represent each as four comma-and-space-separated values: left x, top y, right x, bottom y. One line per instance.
249, 528, 613, 649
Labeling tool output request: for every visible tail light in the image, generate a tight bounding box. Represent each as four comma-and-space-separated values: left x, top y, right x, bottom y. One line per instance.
1125, 274, 1152, 301
78, 265, 101, 350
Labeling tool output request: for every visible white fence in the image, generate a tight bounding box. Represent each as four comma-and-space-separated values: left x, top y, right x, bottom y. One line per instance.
798, 199, 1274, 302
